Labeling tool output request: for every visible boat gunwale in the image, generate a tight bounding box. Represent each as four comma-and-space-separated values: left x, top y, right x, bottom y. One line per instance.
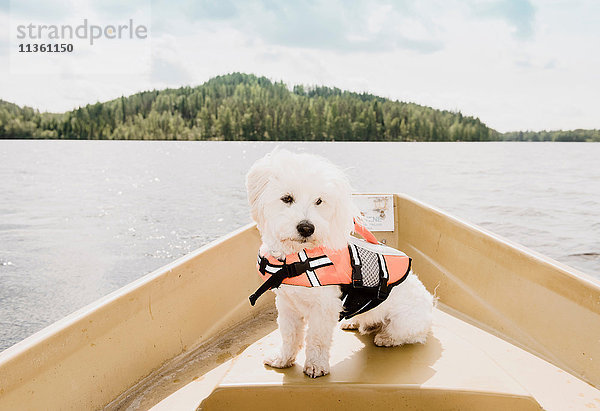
0, 222, 258, 366
395, 193, 600, 293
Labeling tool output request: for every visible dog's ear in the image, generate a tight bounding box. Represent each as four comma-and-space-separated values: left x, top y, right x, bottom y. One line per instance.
246, 154, 273, 223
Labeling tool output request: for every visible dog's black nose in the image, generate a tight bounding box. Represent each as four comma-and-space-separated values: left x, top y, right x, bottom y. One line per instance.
296, 220, 315, 238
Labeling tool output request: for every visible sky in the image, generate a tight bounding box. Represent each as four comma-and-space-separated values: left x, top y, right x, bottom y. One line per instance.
1, 0, 599, 132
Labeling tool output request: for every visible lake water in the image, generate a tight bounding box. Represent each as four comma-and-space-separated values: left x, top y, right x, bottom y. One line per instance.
1, 140, 599, 351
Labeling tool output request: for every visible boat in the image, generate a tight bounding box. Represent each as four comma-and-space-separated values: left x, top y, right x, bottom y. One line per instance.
1, 193, 599, 410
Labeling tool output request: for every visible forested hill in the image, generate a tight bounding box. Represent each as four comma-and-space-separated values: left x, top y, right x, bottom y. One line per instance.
2, 74, 597, 141
0, 73, 500, 141
3, 74, 597, 141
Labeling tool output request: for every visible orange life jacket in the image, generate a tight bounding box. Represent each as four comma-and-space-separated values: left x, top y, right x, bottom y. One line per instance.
249, 222, 412, 320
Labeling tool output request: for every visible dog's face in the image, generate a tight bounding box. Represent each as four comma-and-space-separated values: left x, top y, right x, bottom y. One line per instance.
246, 150, 356, 256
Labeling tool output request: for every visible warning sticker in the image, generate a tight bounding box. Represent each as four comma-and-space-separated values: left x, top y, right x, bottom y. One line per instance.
352, 194, 395, 232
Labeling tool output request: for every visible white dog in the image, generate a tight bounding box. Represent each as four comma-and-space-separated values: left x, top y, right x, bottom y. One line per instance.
246, 149, 433, 378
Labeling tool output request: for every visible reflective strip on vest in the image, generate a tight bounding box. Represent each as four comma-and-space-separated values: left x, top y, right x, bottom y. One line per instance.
349, 243, 361, 266
299, 250, 321, 287
378, 253, 388, 282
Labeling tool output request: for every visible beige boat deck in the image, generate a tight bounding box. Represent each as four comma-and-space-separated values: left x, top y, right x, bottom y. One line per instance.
133, 305, 596, 411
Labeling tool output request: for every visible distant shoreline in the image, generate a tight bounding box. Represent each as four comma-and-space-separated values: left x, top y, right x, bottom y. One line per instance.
1, 73, 598, 142
1, 138, 597, 143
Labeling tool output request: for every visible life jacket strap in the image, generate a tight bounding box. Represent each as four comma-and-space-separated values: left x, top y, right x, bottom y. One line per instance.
348, 240, 390, 301
376, 253, 389, 300
348, 243, 363, 287
339, 286, 385, 320
353, 220, 379, 245
250, 252, 332, 305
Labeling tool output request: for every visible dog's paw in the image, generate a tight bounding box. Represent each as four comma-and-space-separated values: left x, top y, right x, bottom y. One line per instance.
303, 360, 330, 378
264, 354, 295, 369
340, 319, 359, 330
374, 333, 400, 347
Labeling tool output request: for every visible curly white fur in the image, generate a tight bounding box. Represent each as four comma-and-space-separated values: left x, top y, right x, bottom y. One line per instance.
246, 149, 433, 378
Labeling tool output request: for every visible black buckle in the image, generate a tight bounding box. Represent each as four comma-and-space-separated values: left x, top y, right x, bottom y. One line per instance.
282, 259, 311, 278
352, 266, 363, 287
348, 245, 363, 287
377, 284, 389, 300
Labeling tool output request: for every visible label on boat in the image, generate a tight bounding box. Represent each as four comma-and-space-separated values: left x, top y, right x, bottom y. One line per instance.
352, 194, 394, 231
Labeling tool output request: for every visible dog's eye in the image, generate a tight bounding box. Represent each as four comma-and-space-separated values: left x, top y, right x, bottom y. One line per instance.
281, 194, 294, 204
315, 198, 323, 206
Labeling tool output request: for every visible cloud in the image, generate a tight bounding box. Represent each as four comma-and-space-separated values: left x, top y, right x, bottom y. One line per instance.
7, 0, 75, 20
246, 1, 349, 50
150, 0, 445, 54
252, 1, 444, 53
185, 0, 239, 20
93, 0, 150, 19
0, 38, 7, 72
514, 57, 558, 71
151, 56, 193, 85
474, 0, 536, 40
543, 59, 556, 70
